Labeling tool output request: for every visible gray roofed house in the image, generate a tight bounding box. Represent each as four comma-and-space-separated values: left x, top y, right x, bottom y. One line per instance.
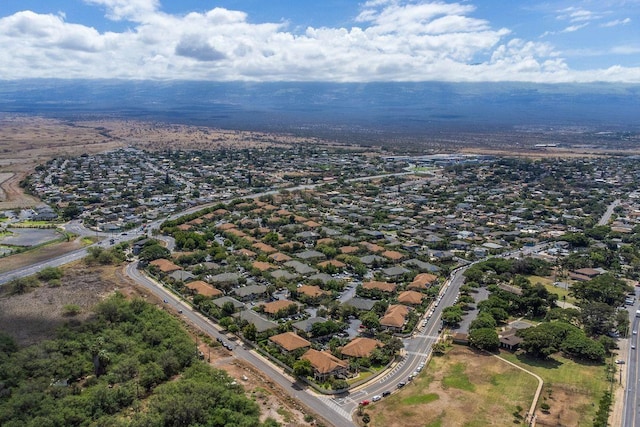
270, 269, 299, 281
403, 258, 441, 273
284, 260, 318, 275
361, 230, 385, 239
208, 272, 241, 285
233, 284, 268, 301
308, 273, 334, 285
382, 266, 411, 278
321, 227, 341, 236
296, 250, 327, 261
359, 255, 386, 265
168, 270, 196, 282
293, 316, 328, 333
237, 309, 278, 332
344, 297, 377, 311
296, 231, 319, 241
211, 296, 245, 311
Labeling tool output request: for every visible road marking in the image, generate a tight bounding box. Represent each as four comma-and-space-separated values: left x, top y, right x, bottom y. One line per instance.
321, 397, 353, 420
406, 351, 431, 357
413, 334, 440, 339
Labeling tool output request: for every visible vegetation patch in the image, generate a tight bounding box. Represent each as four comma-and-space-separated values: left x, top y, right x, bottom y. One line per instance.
501, 351, 609, 426
442, 363, 475, 391
402, 393, 439, 405
0, 293, 277, 427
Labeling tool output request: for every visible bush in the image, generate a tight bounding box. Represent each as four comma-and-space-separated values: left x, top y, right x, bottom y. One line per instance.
62, 304, 82, 317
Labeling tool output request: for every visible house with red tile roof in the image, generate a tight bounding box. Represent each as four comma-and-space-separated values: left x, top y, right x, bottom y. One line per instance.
301, 349, 349, 381
269, 332, 311, 353
340, 337, 384, 359
380, 304, 411, 331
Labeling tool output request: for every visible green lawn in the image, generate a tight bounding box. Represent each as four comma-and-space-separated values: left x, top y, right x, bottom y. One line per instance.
527, 275, 577, 305
500, 351, 609, 425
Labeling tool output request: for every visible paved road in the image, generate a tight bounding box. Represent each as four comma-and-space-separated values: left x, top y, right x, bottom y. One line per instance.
624, 315, 640, 427
599, 199, 621, 226
334, 266, 471, 415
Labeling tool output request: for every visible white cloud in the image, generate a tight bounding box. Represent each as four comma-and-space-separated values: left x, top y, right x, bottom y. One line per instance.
562, 23, 589, 33
0, 1, 637, 83
601, 17, 632, 27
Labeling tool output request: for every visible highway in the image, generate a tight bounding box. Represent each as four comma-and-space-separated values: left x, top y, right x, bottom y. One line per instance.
623, 314, 640, 427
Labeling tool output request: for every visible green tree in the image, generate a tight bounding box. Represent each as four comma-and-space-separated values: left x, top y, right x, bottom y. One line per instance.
442, 305, 463, 326
360, 311, 380, 330
243, 323, 257, 342
293, 359, 313, 378
469, 328, 500, 351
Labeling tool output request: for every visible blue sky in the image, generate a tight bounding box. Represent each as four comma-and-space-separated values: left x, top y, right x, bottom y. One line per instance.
0, 0, 638, 82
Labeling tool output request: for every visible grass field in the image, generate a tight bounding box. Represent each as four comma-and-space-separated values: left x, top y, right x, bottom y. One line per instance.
527, 275, 577, 305
364, 346, 537, 427
500, 351, 609, 426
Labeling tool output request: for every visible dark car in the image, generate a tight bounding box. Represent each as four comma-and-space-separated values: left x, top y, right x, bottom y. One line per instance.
382, 391, 391, 397
397, 382, 406, 388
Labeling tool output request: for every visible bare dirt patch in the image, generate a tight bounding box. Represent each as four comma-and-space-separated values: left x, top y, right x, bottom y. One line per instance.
0, 237, 85, 274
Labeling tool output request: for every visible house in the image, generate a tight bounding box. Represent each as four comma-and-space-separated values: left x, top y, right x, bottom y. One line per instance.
362, 281, 397, 293
498, 329, 523, 351
270, 269, 299, 281
293, 317, 328, 334
296, 250, 327, 262
252, 261, 277, 272
343, 297, 377, 311
382, 266, 410, 278
185, 280, 223, 298
168, 270, 196, 282
397, 290, 424, 305
238, 309, 277, 333
296, 285, 330, 300
269, 252, 292, 263
301, 349, 349, 381
233, 284, 268, 302
208, 272, 241, 287
150, 258, 182, 273
261, 299, 298, 317
382, 250, 404, 261
408, 273, 438, 290
317, 259, 346, 269
569, 268, 604, 281
403, 258, 441, 273
269, 332, 311, 353
252, 242, 278, 254
380, 304, 410, 331
284, 260, 317, 275
340, 337, 384, 359
211, 296, 245, 312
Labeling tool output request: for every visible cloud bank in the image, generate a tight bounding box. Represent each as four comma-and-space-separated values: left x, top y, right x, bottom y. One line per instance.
0, 0, 637, 83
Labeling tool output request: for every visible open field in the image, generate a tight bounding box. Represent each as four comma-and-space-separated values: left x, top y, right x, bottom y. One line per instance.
364, 346, 538, 427
527, 275, 577, 305
0, 237, 87, 274
500, 351, 610, 426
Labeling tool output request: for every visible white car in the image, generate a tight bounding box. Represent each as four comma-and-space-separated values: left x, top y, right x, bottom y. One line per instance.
372, 395, 382, 402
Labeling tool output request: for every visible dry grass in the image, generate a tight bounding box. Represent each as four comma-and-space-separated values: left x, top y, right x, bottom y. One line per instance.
364, 346, 537, 427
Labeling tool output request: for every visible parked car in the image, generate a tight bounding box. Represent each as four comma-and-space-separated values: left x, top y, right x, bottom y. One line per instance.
615, 359, 626, 364
397, 381, 406, 388
360, 400, 370, 406
372, 395, 382, 402
382, 391, 391, 397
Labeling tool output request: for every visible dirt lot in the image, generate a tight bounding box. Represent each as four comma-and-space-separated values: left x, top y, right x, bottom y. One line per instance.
0, 237, 85, 274
0, 261, 315, 426
364, 346, 538, 427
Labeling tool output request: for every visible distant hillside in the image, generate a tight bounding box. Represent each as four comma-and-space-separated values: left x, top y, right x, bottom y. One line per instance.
0, 80, 638, 137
